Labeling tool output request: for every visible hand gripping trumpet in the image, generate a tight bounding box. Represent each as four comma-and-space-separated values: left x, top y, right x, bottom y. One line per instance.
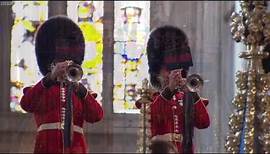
50, 60, 83, 83
177, 73, 204, 92
66, 61, 83, 82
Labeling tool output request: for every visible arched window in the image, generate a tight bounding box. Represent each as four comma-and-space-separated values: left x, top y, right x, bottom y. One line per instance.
67, 1, 104, 103
113, 1, 150, 113
10, 1, 48, 113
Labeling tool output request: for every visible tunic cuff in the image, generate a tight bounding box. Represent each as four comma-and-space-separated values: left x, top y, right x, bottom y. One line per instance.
76, 83, 88, 99
188, 91, 200, 104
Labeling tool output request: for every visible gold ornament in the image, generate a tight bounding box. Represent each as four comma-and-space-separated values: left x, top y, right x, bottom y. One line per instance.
136, 79, 155, 153
226, 1, 270, 153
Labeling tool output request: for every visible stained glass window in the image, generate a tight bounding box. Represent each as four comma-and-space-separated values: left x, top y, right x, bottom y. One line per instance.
10, 1, 48, 113
113, 1, 150, 113
67, 1, 104, 103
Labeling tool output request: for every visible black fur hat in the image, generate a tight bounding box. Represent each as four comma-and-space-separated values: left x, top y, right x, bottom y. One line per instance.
35, 15, 85, 76
146, 25, 193, 89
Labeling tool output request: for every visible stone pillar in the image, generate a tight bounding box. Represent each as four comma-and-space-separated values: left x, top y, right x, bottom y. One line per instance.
48, 1, 67, 17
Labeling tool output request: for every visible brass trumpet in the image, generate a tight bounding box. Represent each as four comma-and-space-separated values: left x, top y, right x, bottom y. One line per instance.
66, 62, 83, 82
50, 61, 83, 83
186, 74, 203, 92
177, 74, 204, 92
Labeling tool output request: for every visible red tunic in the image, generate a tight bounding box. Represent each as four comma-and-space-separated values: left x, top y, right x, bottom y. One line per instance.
150, 91, 210, 153
20, 79, 104, 153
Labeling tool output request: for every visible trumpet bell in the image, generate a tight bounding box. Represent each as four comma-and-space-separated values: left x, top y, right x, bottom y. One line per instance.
186, 74, 204, 92
66, 64, 83, 82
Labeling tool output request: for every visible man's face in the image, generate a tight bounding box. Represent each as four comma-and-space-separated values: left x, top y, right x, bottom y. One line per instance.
159, 66, 188, 86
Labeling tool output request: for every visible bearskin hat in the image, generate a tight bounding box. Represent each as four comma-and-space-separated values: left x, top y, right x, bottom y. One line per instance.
146, 25, 193, 89
35, 15, 85, 76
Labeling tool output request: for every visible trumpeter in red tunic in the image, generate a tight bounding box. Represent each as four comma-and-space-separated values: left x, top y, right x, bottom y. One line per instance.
20, 15, 103, 153
144, 25, 210, 153
21, 78, 103, 153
